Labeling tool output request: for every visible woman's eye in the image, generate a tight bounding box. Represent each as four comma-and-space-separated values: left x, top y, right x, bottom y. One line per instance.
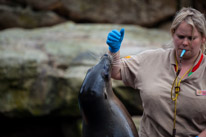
177, 35, 196, 41
177, 35, 184, 39
188, 36, 193, 41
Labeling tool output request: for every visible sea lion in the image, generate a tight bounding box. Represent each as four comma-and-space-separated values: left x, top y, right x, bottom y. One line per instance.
78, 54, 139, 137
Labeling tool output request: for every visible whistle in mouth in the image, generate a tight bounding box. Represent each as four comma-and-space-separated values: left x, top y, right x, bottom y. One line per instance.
180, 49, 186, 58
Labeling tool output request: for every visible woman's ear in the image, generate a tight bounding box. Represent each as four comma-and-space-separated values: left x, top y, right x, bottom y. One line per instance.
171, 28, 176, 36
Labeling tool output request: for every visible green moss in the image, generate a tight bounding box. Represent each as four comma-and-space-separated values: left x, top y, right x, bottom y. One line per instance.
0, 89, 29, 112
0, 58, 38, 80
19, 15, 38, 27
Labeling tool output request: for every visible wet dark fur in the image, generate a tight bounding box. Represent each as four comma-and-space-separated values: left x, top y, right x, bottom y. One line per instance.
78, 54, 139, 137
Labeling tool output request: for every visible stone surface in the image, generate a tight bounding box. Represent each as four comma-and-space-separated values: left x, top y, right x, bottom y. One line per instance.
0, 5, 65, 29
0, 22, 171, 136
0, 0, 177, 29
60, 0, 177, 27
0, 21, 171, 117
1, 0, 206, 30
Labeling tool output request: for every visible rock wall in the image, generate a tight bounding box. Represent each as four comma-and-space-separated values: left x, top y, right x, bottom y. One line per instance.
0, 0, 206, 29
0, 22, 171, 136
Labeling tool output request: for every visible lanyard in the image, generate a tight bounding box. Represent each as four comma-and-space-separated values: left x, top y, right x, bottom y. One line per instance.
171, 61, 193, 137
170, 53, 203, 137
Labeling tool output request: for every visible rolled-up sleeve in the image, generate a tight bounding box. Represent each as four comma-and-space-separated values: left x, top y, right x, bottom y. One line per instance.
120, 55, 142, 89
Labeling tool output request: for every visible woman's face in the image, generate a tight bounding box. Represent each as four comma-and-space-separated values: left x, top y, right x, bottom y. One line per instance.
173, 21, 205, 60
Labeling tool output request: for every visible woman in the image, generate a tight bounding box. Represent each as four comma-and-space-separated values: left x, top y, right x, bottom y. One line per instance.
106, 7, 206, 137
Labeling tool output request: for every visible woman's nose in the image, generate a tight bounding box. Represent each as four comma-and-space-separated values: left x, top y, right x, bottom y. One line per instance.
182, 38, 190, 46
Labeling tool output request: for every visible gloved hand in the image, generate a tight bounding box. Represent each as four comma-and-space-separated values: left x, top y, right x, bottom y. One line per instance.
106, 28, 125, 53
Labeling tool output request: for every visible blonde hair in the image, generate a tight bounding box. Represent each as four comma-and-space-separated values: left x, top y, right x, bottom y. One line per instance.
170, 7, 206, 53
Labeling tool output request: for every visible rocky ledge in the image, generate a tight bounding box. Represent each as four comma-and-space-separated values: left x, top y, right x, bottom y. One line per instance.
0, 22, 170, 136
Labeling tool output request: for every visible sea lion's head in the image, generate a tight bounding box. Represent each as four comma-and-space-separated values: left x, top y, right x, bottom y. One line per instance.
79, 53, 113, 124
79, 54, 112, 101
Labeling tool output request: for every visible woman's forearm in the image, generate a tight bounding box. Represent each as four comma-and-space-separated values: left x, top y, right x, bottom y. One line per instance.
108, 51, 122, 80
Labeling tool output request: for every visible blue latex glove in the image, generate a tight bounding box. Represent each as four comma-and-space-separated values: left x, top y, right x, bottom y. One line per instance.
106, 28, 125, 53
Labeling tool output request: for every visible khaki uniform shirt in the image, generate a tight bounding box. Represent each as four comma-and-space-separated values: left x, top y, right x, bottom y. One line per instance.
120, 48, 206, 137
